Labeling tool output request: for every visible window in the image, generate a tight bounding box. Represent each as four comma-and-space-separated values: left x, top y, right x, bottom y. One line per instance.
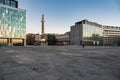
5, 0, 10, 6
10, 1, 16, 8
0, 0, 3, 4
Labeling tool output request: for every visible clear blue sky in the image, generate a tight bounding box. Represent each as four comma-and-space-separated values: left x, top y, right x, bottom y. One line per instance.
18, 0, 120, 34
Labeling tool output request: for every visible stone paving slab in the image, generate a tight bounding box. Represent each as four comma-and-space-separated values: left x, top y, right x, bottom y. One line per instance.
0, 46, 120, 80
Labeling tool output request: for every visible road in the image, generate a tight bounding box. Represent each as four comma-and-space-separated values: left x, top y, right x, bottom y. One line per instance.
0, 46, 120, 80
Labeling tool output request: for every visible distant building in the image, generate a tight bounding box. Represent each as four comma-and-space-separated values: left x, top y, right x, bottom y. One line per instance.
26, 33, 35, 45
0, 0, 26, 46
26, 33, 41, 46
35, 34, 41, 41
71, 20, 120, 46
26, 32, 70, 46
103, 26, 120, 46
55, 32, 70, 45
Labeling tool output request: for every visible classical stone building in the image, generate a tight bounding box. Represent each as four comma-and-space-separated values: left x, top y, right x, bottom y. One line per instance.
26, 33, 41, 46
55, 32, 70, 45
71, 20, 120, 46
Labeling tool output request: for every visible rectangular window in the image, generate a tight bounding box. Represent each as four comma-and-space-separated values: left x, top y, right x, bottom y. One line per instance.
4, 0, 10, 6
0, 0, 3, 4
10, 1, 16, 8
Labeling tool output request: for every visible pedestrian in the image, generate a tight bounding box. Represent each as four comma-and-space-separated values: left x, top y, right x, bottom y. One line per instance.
82, 44, 85, 48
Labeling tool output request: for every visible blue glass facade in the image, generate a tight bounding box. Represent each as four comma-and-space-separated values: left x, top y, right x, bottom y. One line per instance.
0, 1, 26, 46
0, 0, 18, 8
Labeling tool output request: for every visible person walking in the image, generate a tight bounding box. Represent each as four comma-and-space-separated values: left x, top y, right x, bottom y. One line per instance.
82, 44, 85, 48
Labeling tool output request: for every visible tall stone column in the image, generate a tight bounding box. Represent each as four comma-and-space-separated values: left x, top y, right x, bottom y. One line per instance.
41, 14, 45, 35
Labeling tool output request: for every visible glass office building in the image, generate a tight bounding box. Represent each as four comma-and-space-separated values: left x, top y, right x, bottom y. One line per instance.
0, 0, 26, 46
71, 20, 120, 46
71, 20, 103, 46
82, 21, 103, 45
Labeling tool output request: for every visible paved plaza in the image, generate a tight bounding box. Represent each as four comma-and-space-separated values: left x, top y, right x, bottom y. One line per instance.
0, 46, 120, 80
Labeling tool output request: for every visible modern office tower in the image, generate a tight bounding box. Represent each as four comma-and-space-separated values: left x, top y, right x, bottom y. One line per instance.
0, 0, 26, 46
71, 20, 120, 46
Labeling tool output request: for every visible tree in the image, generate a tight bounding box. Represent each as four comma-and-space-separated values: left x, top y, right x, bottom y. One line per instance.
92, 34, 100, 40
47, 34, 56, 45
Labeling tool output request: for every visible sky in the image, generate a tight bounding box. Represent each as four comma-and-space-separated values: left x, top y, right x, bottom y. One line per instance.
18, 0, 120, 34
